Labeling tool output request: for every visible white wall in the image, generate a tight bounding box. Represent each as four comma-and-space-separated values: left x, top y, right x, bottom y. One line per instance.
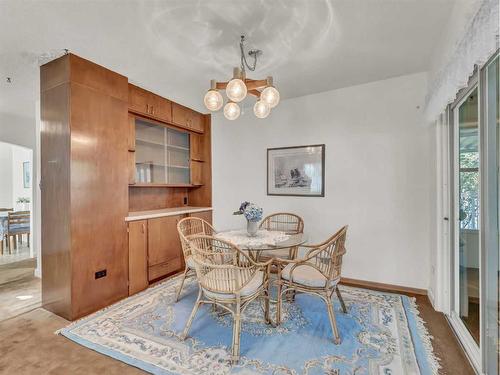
11, 146, 32, 210
0, 143, 13, 208
212, 72, 435, 290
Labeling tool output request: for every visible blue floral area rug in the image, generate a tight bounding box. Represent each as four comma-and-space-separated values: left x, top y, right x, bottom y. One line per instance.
58, 276, 439, 374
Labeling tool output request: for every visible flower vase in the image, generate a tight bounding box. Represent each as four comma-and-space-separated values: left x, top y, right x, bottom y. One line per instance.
246, 220, 258, 237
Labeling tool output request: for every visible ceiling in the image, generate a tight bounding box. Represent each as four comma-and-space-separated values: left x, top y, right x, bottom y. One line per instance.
0, 0, 456, 121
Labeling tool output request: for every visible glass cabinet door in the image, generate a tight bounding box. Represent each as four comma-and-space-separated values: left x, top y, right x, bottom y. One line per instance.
166, 128, 190, 184
134, 118, 191, 185
135, 119, 167, 184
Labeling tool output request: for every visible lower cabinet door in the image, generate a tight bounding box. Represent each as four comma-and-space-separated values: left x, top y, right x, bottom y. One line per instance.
147, 215, 184, 280
148, 258, 182, 282
128, 220, 148, 295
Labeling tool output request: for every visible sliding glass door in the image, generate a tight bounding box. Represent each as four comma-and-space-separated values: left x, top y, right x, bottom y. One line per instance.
451, 83, 481, 364
449, 52, 499, 374
482, 54, 499, 375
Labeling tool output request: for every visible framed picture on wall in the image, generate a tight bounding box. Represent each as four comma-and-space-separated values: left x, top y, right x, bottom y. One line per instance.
23, 161, 31, 188
267, 144, 325, 197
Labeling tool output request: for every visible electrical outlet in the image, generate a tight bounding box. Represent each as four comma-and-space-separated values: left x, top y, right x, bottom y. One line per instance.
95, 269, 107, 279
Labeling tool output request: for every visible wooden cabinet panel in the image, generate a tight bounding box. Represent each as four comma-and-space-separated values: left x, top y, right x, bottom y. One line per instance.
129, 84, 152, 116
188, 116, 212, 207
172, 103, 204, 133
70, 82, 129, 319
191, 161, 203, 186
128, 114, 135, 151
153, 94, 172, 123
188, 112, 204, 133
147, 215, 183, 266
128, 151, 136, 185
148, 258, 182, 282
129, 84, 172, 124
172, 103, 188, 127
190, 133, 204, 161
41, 82, 72, 320
128, 220, 148, 295
189, 210, 212, 224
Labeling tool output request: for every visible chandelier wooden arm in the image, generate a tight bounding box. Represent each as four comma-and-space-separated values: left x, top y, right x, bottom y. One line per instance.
247, 89, 261, 97
215, 78, 268, 91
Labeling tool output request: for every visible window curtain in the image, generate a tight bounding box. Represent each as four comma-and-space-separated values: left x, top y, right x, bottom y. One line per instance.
424, 0, 499, 122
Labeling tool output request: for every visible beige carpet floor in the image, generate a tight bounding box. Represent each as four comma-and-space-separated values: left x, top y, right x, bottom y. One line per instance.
0, 282, 473, 375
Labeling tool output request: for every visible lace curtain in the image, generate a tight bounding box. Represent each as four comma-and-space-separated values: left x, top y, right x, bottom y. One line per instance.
424, 0, 499, 121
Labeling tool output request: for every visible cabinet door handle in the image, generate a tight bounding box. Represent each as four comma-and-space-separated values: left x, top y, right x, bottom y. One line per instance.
141, 223, 145, 233
146, 104, 149, 113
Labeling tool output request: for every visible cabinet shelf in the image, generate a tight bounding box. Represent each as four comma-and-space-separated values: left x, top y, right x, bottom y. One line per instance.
136, 138, 164, 146
136, 139, 189, 152
130, 183, 202, 188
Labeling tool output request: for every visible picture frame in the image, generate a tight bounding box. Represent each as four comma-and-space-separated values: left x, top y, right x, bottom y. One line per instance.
267, 144, 325, 197
23, 161, 31, 188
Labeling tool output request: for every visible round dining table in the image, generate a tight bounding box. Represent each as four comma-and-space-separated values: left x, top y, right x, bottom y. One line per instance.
214, 229, 308, 261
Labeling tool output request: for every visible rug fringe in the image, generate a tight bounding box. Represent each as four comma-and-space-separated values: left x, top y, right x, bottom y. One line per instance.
407, 297, 441, 374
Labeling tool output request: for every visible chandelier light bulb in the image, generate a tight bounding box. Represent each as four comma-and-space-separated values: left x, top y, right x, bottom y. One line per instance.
261, 86, 280, 108
204, 89, 223, 111
226, 78, 247, 102
223, 101, 241, 120
253, 100, 270, 118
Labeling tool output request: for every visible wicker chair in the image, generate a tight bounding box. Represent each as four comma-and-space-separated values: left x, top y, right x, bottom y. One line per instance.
181, 235, 272, 363
276, 225, 348, 344
259, 213, 304, 259
176, 217, 216, 301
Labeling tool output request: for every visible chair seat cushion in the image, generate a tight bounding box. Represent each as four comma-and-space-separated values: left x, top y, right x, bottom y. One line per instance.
9, 226, 30, 234
9, 224, 29, 230
202, 270, 264, 300
281, 263, 339, 288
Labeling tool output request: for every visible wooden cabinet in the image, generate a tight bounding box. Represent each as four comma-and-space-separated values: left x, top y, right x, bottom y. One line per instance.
41, 54, 129, 320
128, 220, 148, 295
189, 210, 212, 224
147, 215, 183, 281
172, 103, 204, 133
128, 214, 186, 286
128, 84, 172, 124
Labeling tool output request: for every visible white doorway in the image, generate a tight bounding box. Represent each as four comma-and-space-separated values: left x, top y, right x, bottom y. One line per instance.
0, 141, 40, 321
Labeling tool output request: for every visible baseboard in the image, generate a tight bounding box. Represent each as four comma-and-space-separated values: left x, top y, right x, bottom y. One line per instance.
340, 277, 428, 296
427, 287, 435, 304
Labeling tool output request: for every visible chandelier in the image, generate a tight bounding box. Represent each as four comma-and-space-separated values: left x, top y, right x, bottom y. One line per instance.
203, 36, 280, 120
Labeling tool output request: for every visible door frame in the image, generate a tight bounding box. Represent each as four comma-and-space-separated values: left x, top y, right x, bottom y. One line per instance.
479, 52, 499, 375
445, 52, 500, 375
448, 77, 481, 371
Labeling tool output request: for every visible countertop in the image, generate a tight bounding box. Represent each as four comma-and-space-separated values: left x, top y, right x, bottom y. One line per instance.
125, 206, 212, 221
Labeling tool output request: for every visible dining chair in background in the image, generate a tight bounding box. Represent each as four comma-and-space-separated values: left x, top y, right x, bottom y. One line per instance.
259, 212, 304, 260
276, 225, 348, 344
176, 217, 217, 301
181, 235, 272, 363
0, 208, 13, 255
6, 210, 30, 254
